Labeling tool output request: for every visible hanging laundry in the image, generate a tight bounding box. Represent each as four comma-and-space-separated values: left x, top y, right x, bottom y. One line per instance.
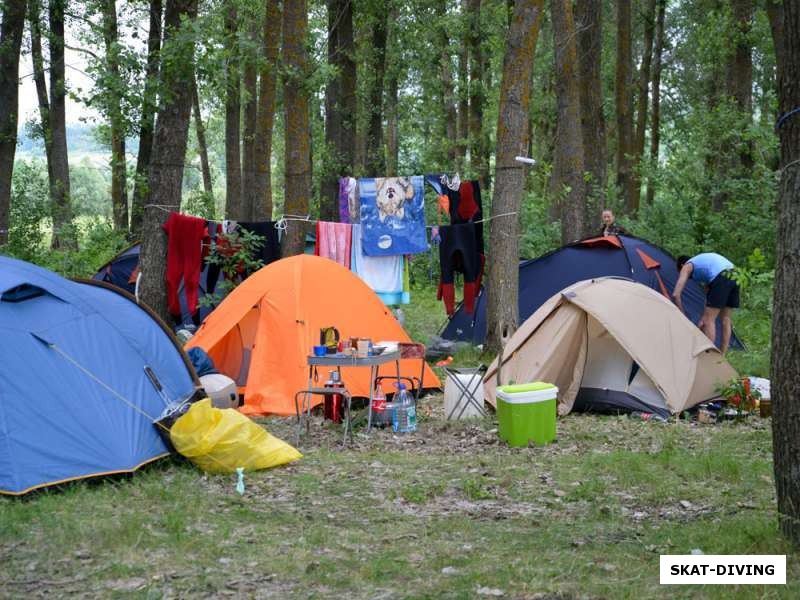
205, 221, 224, 296
315, 221, 352, 269
446, 180, 485, 291
339, 177, 360, 224
359, 176, 428, 256
162, 212, 209, 322
350, 224, 409, 305
447, 180, 484, 252
238, 221, 282, 271
438, 222, 481, 316
425, 174, 445, 195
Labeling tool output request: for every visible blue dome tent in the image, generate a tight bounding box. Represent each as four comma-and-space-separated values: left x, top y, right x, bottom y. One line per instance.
0, 256, 200, 495
441, 235, 743, 350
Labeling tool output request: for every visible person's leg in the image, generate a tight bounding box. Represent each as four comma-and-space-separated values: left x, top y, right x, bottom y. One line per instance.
702, 306, 720, 346
719, 307, 733, 354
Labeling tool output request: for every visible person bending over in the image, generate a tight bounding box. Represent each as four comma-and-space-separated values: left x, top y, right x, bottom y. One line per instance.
673, 252, 739, 354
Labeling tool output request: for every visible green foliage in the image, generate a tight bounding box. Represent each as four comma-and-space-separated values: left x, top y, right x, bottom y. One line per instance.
716, 376, 761, 416
2, 159, 128, 276
199, 229, 266, 308
519, 192, 561, 259
182, 189, 217, 220
728, 249, 774, 377
3, 159, 51, 261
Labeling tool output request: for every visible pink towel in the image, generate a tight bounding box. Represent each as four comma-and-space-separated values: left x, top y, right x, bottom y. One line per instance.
315, 221, 352, 269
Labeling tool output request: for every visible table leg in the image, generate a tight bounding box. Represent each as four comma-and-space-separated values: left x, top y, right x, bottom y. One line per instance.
343, 392, 352, 446
395, 358, 401, 393
367, 364, 376, 433
305, 369, 314, 435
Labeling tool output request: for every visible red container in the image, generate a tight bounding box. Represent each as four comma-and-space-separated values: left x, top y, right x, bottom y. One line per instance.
324, 373, 345, 424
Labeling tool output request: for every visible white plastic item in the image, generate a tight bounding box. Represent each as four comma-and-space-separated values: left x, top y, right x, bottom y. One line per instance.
199, 373, 238, 409
749, 376, 770, 400
444, 374, 485, 420
494, 387, 559, 404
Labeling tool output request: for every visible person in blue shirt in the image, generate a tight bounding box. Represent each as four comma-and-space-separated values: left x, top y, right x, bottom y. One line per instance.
672, 253, 739, 354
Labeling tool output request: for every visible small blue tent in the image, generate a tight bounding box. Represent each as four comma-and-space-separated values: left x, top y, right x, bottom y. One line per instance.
0, 256, 199, 495
441, 235, 743, 350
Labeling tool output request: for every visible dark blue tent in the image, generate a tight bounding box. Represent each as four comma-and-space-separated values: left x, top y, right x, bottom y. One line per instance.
441, 235, 743, 350
1, 256, 199, 495
93, 235, 316, 326
94, 243, 220, 326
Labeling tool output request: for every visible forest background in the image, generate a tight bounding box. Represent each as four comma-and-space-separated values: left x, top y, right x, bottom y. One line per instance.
0, 0, 780, 371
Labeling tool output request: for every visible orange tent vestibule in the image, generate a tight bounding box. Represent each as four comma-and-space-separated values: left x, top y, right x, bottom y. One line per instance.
187, 255, 440, 416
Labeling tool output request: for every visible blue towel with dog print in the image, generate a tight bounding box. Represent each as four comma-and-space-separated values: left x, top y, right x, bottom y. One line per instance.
358, 176, 428, 256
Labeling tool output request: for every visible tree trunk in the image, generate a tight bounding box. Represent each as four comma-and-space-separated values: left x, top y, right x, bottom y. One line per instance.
253, 0, 281, 221
772, 0, 800, 547
467, 0, 488, 189
28, 0, 54, 192
321, 0, 344, 221
139, 0, 198, 324
485, 0, 545, 355
575, 0, 607, 217
192, 75, 213, 196
48, 0, 75, 249
281, 0, 311, 256
766, 0, 785, 89
385, 71, 399, 176
632, 0, 657, 207
615, 0, 635, 215
552, 0, 587, 244
337, 0, 357, 180
456, 11, 469, 171
224, 0, 242, 219
241, 18, 259, 220
645, 0, 665, 206
131, 0, 162, 236
365, 8, 387, 177
0, 0, 26, 246
438, 0, 458, 163
727, 0, 754, 171
102, 0, 128, 232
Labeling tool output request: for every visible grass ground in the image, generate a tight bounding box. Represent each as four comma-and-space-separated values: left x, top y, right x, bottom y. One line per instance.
0, 402, 793, 598
0, 280, 786, 598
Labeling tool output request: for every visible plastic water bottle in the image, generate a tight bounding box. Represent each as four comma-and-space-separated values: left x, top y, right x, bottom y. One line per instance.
392, 384, 417, 433
373, 383, 388, 427
406, 388, 417, 432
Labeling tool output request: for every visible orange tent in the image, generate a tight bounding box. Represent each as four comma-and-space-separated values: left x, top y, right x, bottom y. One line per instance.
186, 255, 440, 416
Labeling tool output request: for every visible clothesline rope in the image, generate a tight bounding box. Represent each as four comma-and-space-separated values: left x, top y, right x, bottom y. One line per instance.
144, 204, 181, 212
273, 210, 517, 230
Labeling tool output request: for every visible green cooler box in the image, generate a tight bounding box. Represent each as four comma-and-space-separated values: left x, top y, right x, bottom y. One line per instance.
496, 382, 558, 447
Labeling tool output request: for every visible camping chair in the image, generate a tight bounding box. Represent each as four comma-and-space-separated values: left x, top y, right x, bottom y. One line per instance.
374, 342, 426, 400
443, 364, 488, 420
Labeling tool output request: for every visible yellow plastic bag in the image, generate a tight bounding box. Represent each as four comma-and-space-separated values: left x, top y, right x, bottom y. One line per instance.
170, 399, 301, 473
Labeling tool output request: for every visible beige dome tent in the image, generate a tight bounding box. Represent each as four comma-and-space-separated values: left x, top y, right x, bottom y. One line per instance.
483, 278, 738, 417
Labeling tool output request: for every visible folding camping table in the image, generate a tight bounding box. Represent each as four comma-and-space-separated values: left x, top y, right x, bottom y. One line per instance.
296, 350, 402, 444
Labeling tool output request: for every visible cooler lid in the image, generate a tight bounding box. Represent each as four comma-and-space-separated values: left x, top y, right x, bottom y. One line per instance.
497, 382, 557, 394
496, 382, 559, 405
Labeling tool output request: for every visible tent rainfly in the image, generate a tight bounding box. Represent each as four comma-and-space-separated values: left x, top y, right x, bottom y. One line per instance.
483, 278, 738, 418
0, 256, 199, 495
187, 254, 440, 416
442, 234, 744, 351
